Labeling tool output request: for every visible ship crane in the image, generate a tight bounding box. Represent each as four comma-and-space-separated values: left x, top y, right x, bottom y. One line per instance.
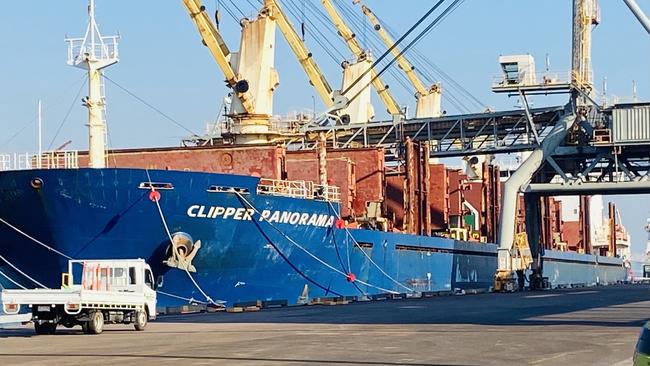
182, 0, 281, 144
263, 0, 333, 107
263, 0, 373, 124
319, 0, 403, 117
360, 4, 442, 118
181, 0, 255, 114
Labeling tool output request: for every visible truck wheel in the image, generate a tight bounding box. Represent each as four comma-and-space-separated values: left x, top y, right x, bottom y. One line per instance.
34, 322, 57, 335
134, 310, 147, 331
87, 311, 104, 334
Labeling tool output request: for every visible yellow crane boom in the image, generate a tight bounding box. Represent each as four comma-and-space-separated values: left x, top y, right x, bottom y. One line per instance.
361, 3, 442, 118
361, 4, 429, 96
320, 0, 402, 115
263, 0, 334, 107
181, 0, 254, 113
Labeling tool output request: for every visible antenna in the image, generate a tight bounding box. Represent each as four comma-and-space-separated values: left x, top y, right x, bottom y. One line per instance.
633, 80, 638, 102
37, 100, 42, 169
545, 53, 550, 72
602, 76, 608, 107
64, 0, 119, 169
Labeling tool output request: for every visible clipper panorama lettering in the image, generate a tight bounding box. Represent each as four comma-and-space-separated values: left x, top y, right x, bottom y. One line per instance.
186, 205, 336, 228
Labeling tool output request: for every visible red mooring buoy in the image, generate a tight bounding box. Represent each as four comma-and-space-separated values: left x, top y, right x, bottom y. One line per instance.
346, 273, 356, 282
149, 190, 161, 202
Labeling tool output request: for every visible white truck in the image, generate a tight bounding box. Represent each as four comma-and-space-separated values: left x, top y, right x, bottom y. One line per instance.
1, 259, 158, 335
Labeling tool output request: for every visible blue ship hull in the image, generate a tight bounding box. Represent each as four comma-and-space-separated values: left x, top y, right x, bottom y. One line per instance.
0, 168, 497, 306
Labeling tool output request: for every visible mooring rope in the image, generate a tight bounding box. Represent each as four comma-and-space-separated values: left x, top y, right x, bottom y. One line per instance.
0, 217, 73, 260
145, 170, 221, 305
234, 191, 399, 294
327, 201, 414, 293
0, 197, 205, 304
0, 253, 47, 289
156, 289, 212, 305
0, 268, 27, 290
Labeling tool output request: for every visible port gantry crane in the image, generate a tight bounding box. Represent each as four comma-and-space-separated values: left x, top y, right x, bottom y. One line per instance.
319, 0, 403, 117
263, 0, 373, 124
360, 3, 443, 119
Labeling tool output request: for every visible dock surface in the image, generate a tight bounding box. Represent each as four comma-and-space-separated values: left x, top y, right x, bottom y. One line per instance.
1, 284, 649, 365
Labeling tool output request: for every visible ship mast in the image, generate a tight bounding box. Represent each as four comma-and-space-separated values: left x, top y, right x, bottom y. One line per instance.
65, 0, 119, 168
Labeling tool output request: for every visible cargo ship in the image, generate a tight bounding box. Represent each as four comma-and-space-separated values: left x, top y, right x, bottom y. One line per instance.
0, 0, 628, 307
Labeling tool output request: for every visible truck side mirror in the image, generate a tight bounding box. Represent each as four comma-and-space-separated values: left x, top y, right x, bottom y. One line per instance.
155, 275, 164, 289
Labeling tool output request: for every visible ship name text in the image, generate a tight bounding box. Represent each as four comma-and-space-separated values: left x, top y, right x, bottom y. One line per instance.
186, 205, 335, 227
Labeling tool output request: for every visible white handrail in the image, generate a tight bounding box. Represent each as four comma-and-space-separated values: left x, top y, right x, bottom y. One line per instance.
257, 178, 341, 202
0, 151, 79, 171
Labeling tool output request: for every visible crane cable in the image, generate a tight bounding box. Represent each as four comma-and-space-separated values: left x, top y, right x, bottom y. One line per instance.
1, 74, 86, 150
373, 5, 487, 112
346, 0, 464, 107
48, 78, 88, 150
103, 75, 200, 137
233, 191, 401, 294
283, 0, 347, 64
340, 0, 447, 98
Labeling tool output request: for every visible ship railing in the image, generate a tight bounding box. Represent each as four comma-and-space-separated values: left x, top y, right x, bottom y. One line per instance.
37, 151, 79, 169
0, 152, 32, 171
202, 110, 315, 138
257, 179, 310, 199
491, 70, 572, 89
257, 178, 341, 202
0, 151, 79, 171
66, 35, 119, 65
312, 183, 341, 202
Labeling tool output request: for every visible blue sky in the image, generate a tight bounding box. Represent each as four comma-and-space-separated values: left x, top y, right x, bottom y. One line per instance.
0, 1, 648, 257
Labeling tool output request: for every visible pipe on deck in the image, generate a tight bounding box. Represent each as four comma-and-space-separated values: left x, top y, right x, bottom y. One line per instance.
623, 0, 650, 35
498, 110, 576, 250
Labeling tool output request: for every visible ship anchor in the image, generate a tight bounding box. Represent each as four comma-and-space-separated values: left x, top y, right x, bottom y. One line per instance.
164, 232, 201, 273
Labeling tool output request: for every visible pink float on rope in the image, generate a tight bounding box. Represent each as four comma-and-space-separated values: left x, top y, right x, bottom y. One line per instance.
335, 219, 345, 229
149, 190, 161, 202
346, 273, 356, 282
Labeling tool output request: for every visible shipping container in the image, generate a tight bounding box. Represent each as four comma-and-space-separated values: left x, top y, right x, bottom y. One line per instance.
612, 104, 650, 144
